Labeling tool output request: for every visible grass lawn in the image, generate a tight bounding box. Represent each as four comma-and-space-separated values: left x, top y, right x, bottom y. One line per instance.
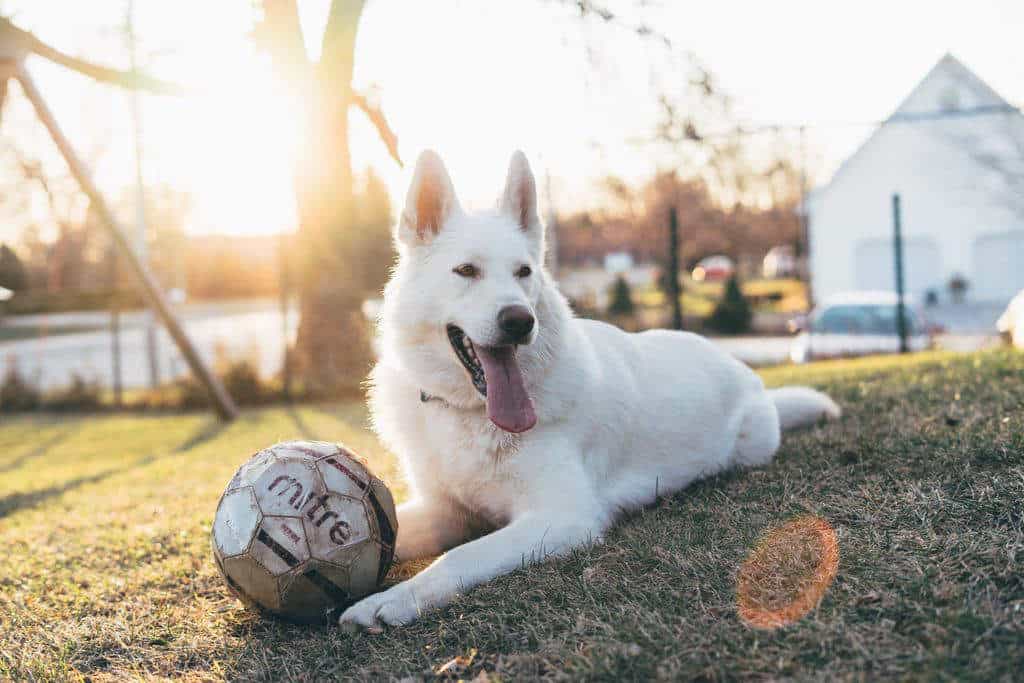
634, 278, 809, 316
2, 350, 1023, 680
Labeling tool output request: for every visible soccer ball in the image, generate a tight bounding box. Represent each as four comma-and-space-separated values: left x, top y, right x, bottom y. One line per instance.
211, 440, 397, 623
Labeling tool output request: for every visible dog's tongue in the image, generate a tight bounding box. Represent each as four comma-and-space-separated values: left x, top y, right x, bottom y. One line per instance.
475, 345, 537, 433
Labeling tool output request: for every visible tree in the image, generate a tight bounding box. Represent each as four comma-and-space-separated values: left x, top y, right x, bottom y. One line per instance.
0, 244, 28, 291
646, 54, 807, 290
0, 2, 668, 398
606, 275, 634, 316
706, 275, 751, 335
253, 0, 667, 394
557, 170, 800, 271
251, 1, 398, 394
950, 117, 1024, 219
348, 168, 396, 297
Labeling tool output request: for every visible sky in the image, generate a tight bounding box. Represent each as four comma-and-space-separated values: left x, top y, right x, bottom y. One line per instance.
0, 0, 1021, 241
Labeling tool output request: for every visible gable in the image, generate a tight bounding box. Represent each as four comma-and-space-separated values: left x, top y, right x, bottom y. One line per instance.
894, 54, 1011, 116
812, 53, 1022, 202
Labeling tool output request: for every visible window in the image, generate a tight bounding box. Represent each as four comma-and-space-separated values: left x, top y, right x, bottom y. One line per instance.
812, 305, 921, 335
939, 87, 961, 112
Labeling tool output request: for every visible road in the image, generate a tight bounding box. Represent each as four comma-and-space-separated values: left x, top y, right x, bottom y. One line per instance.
0, 299, 1000, 391
0, 299, 297, 391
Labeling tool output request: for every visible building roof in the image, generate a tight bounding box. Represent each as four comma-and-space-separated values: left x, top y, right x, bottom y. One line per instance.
810, 53, 1022, 201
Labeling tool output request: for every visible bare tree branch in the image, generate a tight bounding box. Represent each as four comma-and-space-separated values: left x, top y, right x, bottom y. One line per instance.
0, 16, 186, 95
935, 71, 1024, 217
351, 90, 402, 167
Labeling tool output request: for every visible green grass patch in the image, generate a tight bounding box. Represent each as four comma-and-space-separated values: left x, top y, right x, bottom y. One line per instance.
1, 350, 1023, 680
635, 277, 808, 317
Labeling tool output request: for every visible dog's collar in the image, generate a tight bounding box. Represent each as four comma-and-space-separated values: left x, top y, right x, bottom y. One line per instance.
420, 390, 450, 408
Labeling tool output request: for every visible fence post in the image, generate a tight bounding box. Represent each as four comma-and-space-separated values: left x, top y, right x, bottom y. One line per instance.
667, 206, 683, 330
892, 193, 909, 353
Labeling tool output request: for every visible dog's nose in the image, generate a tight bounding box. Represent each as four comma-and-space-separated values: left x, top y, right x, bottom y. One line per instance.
497, 305, 535, 343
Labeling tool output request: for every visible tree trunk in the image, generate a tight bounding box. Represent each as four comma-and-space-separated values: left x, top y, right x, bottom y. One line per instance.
264, 0, 373, 395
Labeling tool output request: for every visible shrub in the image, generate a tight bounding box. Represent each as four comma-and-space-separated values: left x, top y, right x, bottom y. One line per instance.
0, 244, 28, 291
171, 358, 271, 410
222, 360, 266, 405
948, 274, 969, 303
170, 375, 213, 411
46, 374, 103, 412
3, 289, 144, 315
606, 275, 635, 316
706, 276, 752, 335
0, 359, 41, 411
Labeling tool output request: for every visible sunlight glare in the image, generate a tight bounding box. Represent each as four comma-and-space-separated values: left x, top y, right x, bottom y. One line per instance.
170, 66, 302, 236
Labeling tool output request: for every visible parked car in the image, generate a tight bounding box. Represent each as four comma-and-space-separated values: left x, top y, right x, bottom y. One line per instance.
692, 255, 734, 282
790, 291, 933, 364
762, 245, 798, 279
996, 290, 1024, 348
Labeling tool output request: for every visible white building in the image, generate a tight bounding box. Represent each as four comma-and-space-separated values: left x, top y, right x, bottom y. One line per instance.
808, 54, 1024, 305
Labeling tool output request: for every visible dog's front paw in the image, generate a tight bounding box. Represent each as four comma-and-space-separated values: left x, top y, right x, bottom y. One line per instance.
339, 584, 420, 632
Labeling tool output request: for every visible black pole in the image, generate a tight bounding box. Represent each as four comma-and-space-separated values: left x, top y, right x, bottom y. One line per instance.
892, 193, 908, 353
797, 124, 813, 308
109, 244, 122, 408
667, 206, 683, 330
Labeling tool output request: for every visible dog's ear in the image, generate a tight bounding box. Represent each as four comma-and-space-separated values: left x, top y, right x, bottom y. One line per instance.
500, 150, 541, 239
399, 150, 461, 245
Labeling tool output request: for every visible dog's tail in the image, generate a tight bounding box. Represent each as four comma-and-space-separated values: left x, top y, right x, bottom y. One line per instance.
768, 386, 841, 431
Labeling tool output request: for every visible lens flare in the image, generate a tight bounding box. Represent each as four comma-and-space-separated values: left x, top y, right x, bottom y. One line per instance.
736, 516, 839, 629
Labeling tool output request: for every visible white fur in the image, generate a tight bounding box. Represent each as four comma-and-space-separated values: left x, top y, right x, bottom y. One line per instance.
339, 151, 841, 630
997, 290, 1024, 348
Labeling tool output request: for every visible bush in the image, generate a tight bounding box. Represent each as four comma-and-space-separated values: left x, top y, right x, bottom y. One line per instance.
606, 276, 635, 316
46, 374, 103, 412
706, 276, 752, 335
171, 358, 272, 410
3, 289, 144, 316
166, 372, 209, 411
0, 244, 28, 292
0, 359, 40, 411
948, 273, 969, 303
222, 360, 267, 405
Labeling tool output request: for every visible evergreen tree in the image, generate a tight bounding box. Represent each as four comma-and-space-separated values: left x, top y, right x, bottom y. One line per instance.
0, 244, 28, 292
607, 275, 635, 316
707, 275, 751, 334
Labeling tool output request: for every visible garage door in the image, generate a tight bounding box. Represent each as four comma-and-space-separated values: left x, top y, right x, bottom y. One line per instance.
854, 237, 942, 297
972, 231, 1024, 301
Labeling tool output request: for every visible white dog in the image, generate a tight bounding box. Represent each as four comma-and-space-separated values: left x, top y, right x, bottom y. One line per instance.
997, 290, 1024, 348
339, 150, 840, 630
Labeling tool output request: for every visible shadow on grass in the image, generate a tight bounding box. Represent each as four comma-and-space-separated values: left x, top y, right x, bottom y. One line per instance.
286, 407, 321, 440
175, 419, 228, 453
0, 469, 117, 519
225, 610, 338, 640
0, 422, 81, 474
309, 401, 371, 425
0, 451, 174, 520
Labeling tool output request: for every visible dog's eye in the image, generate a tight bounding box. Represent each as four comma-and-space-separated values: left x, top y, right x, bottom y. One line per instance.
515, 265, 532, 278
453, 263, 479, 278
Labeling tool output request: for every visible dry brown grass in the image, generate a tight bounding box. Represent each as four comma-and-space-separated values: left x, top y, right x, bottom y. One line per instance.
736, 516, 839, 630
1, 349, 1023, 680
